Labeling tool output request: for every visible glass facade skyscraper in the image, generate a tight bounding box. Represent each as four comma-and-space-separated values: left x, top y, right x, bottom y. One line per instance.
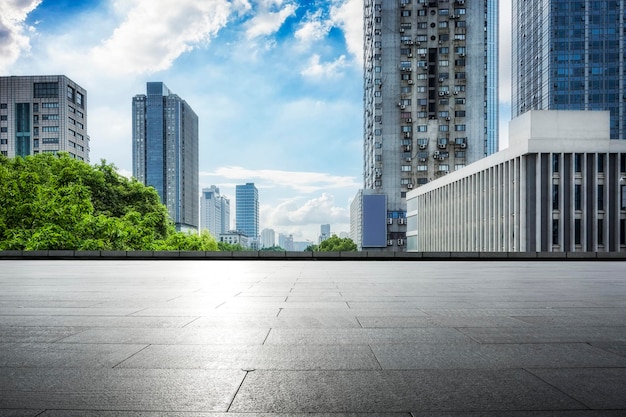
513, 0, 625, 140
362, 0, 498, 251
132, 82, 199, 232
235, 183, 259, 243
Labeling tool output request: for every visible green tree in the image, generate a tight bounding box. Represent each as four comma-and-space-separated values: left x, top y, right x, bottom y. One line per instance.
259, 245, 286, 251
217, 241, 245, 251
0, 153, 217, 251
317, 235, 358, 252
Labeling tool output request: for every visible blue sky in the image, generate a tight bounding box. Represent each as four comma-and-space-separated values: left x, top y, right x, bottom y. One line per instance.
1, 0, 512, 243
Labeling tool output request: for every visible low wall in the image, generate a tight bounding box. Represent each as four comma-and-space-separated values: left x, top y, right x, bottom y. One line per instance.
0, 250, 625, 261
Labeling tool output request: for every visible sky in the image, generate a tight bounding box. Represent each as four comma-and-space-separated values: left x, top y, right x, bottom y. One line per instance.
1, 0, 512, 244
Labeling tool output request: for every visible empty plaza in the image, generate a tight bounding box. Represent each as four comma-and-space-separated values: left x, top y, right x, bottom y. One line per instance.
0, 259, 625, 415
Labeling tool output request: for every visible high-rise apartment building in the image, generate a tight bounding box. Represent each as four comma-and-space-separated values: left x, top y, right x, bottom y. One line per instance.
132, 82, 198, 232
235, 182, 259, 245
0, 75, 89, 160
200, 185, 230, 237
513, 0, 624, 140
362, 0, 498, 251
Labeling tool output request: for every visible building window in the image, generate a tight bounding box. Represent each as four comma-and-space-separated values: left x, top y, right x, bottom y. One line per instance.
67, 86, 75, 102
455, 124, 466, 131
0, 104, 7, 109
41, 102, 59, 108
621, 185, 626, 209
552, 184, 559, 210
598, 219, 604, 245
552, 219, 559, 245
41, 126, 59, 133
597, 154, 604, 173
552, 154, 559, 173
598, 185, 604, 210
574, 153, 582, 173
574, 219, 582, 245
401, 165, 412, 172
417, 125, 427, 132
574, 184, 582, 210
33, 82, 59, 98
438, 164, 449, 171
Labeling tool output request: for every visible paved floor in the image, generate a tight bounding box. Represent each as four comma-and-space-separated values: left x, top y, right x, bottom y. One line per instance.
0, 260, 625, 416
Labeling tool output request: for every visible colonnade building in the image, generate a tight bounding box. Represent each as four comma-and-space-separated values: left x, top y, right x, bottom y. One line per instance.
406, 111, 626, 252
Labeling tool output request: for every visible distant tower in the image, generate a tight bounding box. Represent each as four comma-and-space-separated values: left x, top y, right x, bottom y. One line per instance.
260, 228, 276, 248
132, 82, 199, 232
200, 186, 230, 237
319, 224, 331, 243
512, 0, 625, 140
236, 182, 259, 244
362, 0, 498, 251
0, 75, 89, 161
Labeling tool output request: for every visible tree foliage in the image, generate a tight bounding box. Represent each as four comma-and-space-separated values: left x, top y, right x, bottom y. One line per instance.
307, 236, 358, 252
259, 245, 286, 251
0, 153, 217, 251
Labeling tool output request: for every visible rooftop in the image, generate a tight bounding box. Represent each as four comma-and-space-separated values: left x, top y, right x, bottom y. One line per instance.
1, 259, 625, 415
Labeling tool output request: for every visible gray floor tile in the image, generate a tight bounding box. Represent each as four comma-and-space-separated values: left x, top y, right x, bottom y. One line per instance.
529, 368, 626, 409
458, 326, 626, 343
58, 327, 270, 345
371, 343, 626, 369
228, 370, 421, 412
0, 326, 84, 343
0, 368, 245, 411
117, 344, 381, 370
0, 343, 147, 368
264, 328, 472, 345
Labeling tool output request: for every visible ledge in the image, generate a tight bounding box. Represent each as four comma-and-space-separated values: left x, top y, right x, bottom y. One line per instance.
0, 250, 625, 261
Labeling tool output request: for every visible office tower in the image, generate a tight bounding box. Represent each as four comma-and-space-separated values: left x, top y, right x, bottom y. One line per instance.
132, 82, 198, 232
0, 75, 89, 161
319, 224, 331, 243
260, 228, 276, 248
235, 182, 259, 244
279, 233, 294, 251
362, 0, 498, 251
200, 185, 230, 237
513, 0, 624, 140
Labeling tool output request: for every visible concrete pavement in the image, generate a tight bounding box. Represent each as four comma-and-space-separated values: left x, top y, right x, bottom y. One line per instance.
0, 260, 625, 416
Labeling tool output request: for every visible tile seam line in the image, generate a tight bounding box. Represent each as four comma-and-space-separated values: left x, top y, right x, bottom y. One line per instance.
111, 343, 152, 369
522, 367, 593, 410
226, 370, 250, 412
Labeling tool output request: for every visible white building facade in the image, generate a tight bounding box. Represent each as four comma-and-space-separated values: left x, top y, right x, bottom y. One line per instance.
260, 228, 275, 248
407, 111, 626, 252
200, 186, 230, 237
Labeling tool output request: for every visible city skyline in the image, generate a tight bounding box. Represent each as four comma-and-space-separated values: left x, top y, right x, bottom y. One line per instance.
2, 0, 513, 242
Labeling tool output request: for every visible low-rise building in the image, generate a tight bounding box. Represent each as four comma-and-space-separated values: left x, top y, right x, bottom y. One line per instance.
407, 111, 626, 252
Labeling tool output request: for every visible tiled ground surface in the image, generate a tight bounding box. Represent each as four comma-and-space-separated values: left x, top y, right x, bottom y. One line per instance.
0, 260, 625, 416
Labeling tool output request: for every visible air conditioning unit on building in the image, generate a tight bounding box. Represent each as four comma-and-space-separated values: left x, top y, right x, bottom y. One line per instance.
387, 218, 393, 225
397, 239, 405, 246
408, 79, 414, 84
407, 183, 414, 189
387, 239, 394, 246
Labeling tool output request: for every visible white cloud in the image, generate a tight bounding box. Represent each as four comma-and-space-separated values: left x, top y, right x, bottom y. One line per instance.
264, 193, 349, 226
91, 0, 232, 74
301, 54, 348, 79
330, 0, 363, 64
245, 3, 297, 40
201, 166, 359, 194
0, 0, 41, 73
295, 10, 329, 47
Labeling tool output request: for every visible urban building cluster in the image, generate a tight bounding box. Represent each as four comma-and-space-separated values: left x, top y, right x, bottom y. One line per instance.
352, 0, 626, 253
3, 0, 625, 252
